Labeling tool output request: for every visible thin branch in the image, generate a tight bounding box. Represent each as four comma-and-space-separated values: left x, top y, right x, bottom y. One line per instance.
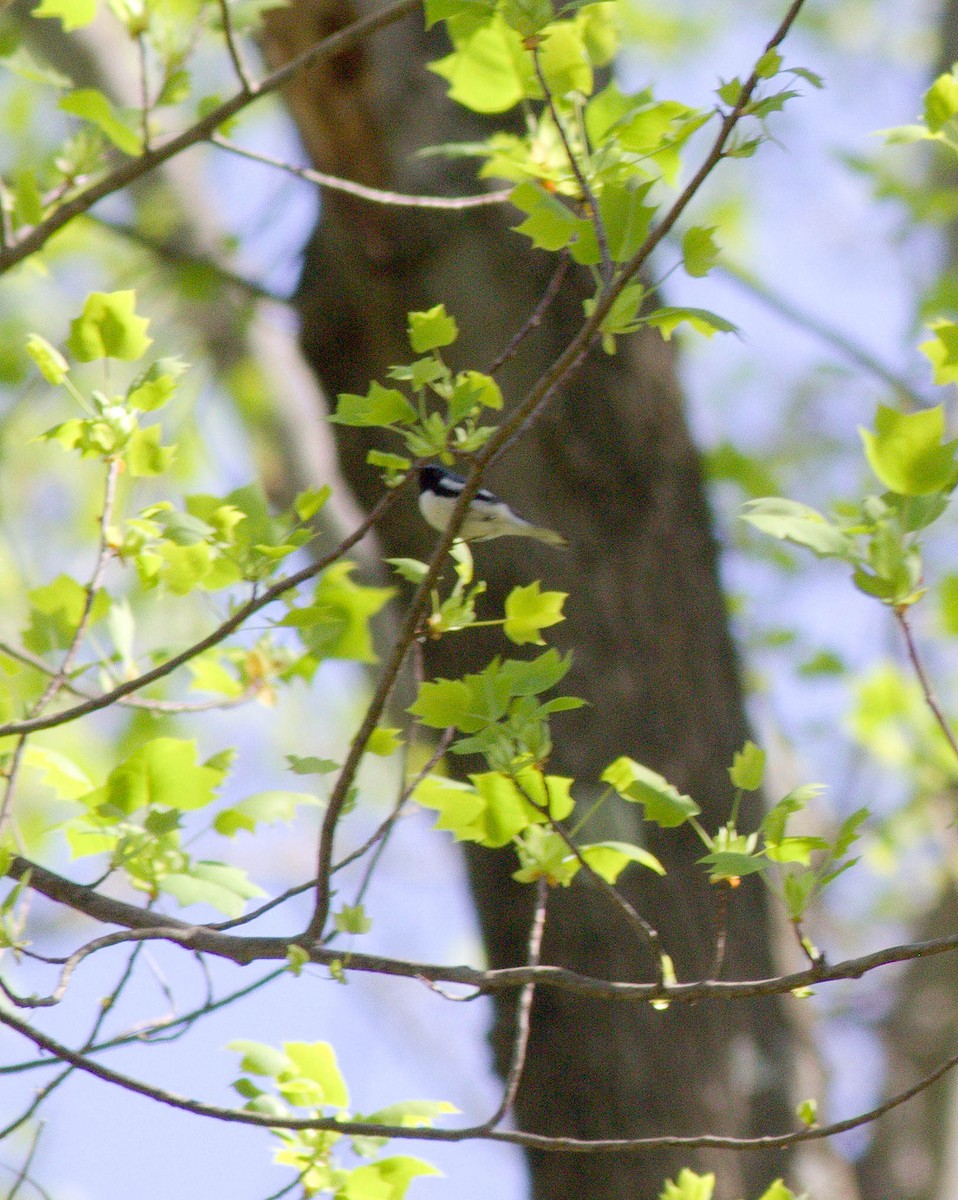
5, 1121, 42, 1200
0, 483, 404, 739
514, 775, 665, 978
217, 0, 256, 94
0, 458, 120, 838
485, 251, 570, 377
0, 0, 423, 275
478, 876, 547, 1129
716, 260, 931, 409
897, 608, 958, 762
11, 849, 958, 1005
2, 1000, 958, 1153
531, 45, 612, 283
137, 34, 152, 152
211, 135, 511, 210
0, 640, 260, 714
0, 941, 145, 1139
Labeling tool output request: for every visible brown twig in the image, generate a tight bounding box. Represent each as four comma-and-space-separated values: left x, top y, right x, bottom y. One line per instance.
531, 45, 612, 283
211, 136, 511, 210
2, 999, 957, 1152
897, 608, 958, 763
479, 876, 548, 1129
217, 0, 256, 94
0, 0, 422, 275
0, 482, 404, 739
485, 252, 571, 377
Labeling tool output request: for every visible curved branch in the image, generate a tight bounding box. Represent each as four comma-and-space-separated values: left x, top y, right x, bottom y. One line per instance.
2, 1000, 957, 1153
8, 851, 958, 1004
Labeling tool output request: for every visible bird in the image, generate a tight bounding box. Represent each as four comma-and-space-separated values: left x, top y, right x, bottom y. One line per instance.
417, 465, 567, 546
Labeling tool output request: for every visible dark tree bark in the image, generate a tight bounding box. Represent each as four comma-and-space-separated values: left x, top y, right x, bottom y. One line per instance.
262, 3, 798, 1196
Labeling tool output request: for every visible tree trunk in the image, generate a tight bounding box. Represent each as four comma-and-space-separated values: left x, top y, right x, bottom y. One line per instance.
262, 4, 798, 1195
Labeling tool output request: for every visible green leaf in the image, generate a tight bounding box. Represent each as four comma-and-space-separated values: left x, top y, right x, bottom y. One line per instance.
659, 1168, 715, 1200
287, 755, 339, 775
387, 557, 430, 584
698, 849, 767, 879
229, 1039, 290, 1078
284, 1041, 349, 1108
14, 169, 44, 226
860, 403, 958, 496
407, 304, 458, 353
681, 226, 720, 278
503, 581, 567, 645
510, 181, 578, 252
537, 21, 592, 98
126, 425, 176, 477
33, 0, 97, 30
23, 745, 94, 799
361, 1099, 459, 1127
643, 306, 738, 340
25, 335, 68, 385
66, 291, 152, 361
925, 71, 958, 133
429, 16, 531, 114
795, 1099, 817, 1129
919, 319, 958, 384
280, 563, 394, 663
23, 574, 109, 654
578, 840, 665, 882
500, 0, 552, 37
60, 89, 141, 155
160, 861, 265, 916
367, 726, 403, 756
409, 678, 475, 730
601, 756, 700, 827
755, 49, 782, 79
334, 903, 373, 934
728, 741, 765, 791
740, 497, 851, 558
80, 737, 228, 817
293, 485, 331, 522
341, 1157, 441, 1200
214, 790, 321, 836
331, 382, 417, 427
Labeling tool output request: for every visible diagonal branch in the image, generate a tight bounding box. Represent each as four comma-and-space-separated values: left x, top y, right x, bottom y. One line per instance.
0, 0, 422, 275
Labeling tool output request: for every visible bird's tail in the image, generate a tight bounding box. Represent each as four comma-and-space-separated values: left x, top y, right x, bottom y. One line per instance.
526, 525, 568, 547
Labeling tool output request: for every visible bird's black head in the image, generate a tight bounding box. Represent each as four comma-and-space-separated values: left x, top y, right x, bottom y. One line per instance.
419, 465, 465, 496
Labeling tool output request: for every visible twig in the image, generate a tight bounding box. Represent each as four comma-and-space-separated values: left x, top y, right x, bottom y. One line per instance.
11, 847, 958, 1003
479, 876, 548, 1129
0, 0, 423, 275
485, 252, 570, 377
0, 482, 404, 739
0, 458, 120, 838
897, 608, 958, 763
531, 45, 612, 284
2, 999, 957, 1152
211, 135, 511, 210
5, 1120, 42, 1200
0, 941, 145, 1140
716, 261, 932, 409
514, 775, 665, 980
217, 0, 257, 94
137, 34, 152, 152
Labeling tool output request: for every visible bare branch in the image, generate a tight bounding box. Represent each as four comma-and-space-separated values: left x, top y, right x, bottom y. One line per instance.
217, 0, 256, 94
0, 0, 423, 275
897, 608, 958, 762
212, 136, 511, 210
2, 999, 957, 1153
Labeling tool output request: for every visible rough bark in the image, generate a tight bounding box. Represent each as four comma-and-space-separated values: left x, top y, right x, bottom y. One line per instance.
261, 3, 798, 1196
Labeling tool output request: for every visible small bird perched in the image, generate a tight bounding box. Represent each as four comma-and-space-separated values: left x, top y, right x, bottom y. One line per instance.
418, 465, 567, 546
